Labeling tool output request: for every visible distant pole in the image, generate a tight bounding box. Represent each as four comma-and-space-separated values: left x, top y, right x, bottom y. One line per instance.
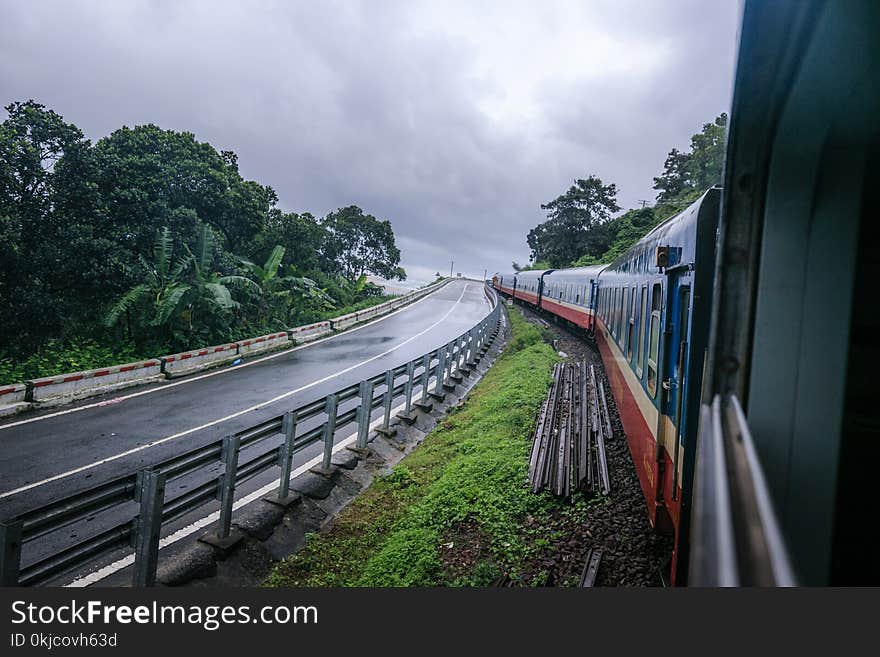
483, 268, 487, 282
638, 199, 648, 208
450, 260, 454, 277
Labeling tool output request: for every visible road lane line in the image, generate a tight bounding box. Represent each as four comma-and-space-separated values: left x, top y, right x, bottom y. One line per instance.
0, 284, 474, 500
0, 281, 458, 432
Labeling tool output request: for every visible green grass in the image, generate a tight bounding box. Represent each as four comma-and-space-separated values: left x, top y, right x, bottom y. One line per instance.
265, 308, 561, 587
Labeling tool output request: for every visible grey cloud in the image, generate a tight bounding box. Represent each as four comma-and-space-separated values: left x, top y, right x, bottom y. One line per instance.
0, 0, 739, 282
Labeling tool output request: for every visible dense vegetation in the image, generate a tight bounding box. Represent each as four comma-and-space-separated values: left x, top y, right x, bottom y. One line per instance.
0, 101, 407, 380
518, 113, 727, 270
266, 309, 564, 586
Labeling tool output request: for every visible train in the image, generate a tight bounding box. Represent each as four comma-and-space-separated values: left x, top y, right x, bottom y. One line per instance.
493, 188, 720, 584
493, 0, 880, 588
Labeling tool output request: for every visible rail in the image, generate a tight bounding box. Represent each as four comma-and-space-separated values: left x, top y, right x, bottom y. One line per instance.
0, 286, 502, 587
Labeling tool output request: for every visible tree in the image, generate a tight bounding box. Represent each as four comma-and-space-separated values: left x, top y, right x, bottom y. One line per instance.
653, 113, 727, 203
104, 227, 194, 342
213, 150, 277, 253
91, 125, 230, 257
240, 245, 332, 326
321, 205, 405, 281
0, 100, 103, 348
106, 225, 258, 347
256, 210, 325, 274
527, 175, 620, 267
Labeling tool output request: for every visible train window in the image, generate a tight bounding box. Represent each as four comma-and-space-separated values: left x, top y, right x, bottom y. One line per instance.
612, 288, 617, 336
636, 285, 647, 377
622, 287, 630, 353
647, 283, 662, 397
626, 286, 635, 362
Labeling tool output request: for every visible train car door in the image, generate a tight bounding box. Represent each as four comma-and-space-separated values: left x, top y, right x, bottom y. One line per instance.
657, 268, 693, 525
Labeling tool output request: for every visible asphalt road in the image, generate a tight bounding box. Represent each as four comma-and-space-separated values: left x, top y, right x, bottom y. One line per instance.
0, 279, 490, 522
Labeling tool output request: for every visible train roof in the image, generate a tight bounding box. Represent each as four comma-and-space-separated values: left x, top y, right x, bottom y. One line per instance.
543, 265, 607, 279
514, 269, 554, 280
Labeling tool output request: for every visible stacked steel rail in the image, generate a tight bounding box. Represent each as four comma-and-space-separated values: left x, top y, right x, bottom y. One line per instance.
0, 288, 502, 587
528, 362, 611, 498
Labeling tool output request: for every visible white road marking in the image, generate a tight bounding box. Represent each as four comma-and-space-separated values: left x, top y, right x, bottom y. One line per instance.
0, 282, 454, 433
0, 283, 475, 500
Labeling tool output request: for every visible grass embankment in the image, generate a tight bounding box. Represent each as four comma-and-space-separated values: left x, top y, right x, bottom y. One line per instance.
266, 309, 564, 587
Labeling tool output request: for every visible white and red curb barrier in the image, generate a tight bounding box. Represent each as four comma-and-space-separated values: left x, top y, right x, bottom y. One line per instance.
0, 280, 452, 416
287, 321, 332, 342
28, 359, 164, 405
161, 343, 239, 378
236, 331, 290, 356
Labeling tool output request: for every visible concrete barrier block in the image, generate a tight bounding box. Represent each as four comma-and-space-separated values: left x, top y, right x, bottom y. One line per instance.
30, 359, 164, 404
0, 382, 30, 417
236, 331, 290, 356
331, 315, 358, 330
161, 343, 239, 378
287, 321, 332, 343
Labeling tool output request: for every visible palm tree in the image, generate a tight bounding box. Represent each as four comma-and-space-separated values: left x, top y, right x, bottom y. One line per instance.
180, 223, 260, 339
240, 245, 333, 325
106, 224, 259, 345
104, 228, 191, 338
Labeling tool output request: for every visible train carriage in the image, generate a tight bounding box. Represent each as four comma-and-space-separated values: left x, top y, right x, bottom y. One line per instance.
494, 272, 518, 297
540, 266, 606, 330
592, 188, 720, 583
512, 269, 551, 307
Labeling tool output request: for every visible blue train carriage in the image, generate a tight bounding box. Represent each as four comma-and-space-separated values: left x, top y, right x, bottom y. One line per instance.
511, 269, 552, 307
540, 266, 606, 330
494, 272, 518, 297
593, 187, 721, 584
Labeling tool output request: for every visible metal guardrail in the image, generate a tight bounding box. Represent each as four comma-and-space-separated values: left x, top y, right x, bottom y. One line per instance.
0, 286, 501, 587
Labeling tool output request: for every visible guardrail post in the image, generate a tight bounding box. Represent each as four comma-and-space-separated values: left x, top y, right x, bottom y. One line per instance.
132, 468, 166, 587
443, 341, 456, 390
265, 411, 300, 507
430, 346, 447, 400
356, 380, 374, 449
397, 360, 418, 423
450, 337, 464, 382
200, 435, 243, 550
319, 393, 338, 472
376, 369, 397, 437
416, 352, 433, 410
466, 328, 477, 367
0, 521, 23, 586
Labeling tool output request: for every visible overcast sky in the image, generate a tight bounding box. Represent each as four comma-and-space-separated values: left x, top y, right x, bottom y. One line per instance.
1, 0, 740, 283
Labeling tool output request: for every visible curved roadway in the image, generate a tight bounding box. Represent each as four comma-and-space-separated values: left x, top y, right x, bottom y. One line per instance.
0, 279, 490, 520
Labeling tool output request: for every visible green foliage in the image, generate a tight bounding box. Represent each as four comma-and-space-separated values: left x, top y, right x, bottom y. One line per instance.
653, 114, 727, 203
320, 205, 406, 281
522, 114, 727, 271
527, 175, 620, 267
266, 309, 562, 587
0, 100, 409, 377
0, 338, 152, 382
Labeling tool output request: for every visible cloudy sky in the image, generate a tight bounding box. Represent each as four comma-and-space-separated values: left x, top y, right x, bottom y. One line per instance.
1, 0, 740, 283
